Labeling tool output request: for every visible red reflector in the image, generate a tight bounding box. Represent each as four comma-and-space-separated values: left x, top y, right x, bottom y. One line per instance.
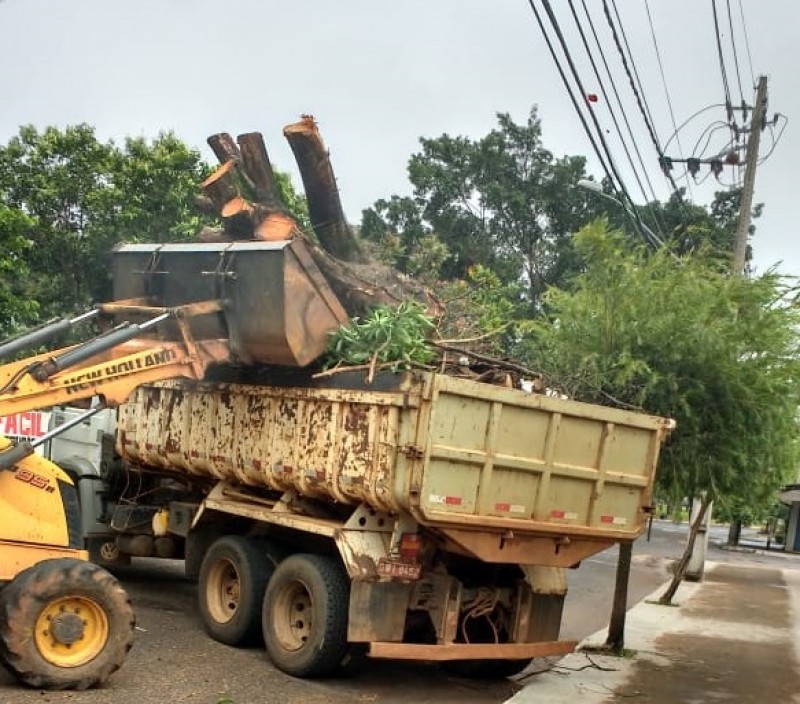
600, 515, 614, 524
444, 496, 462, 506
400, 533, 422, 562
495, 502, 511, 512
551, 510, 566, 519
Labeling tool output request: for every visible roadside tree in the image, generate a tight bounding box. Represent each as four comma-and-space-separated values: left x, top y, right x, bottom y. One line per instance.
521, 221, 800, 603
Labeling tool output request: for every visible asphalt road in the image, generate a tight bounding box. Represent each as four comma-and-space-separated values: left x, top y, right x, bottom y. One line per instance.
0, 522, 793, 704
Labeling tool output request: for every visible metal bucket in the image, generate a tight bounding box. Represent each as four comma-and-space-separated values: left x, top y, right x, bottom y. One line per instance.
111, 239, 347, 367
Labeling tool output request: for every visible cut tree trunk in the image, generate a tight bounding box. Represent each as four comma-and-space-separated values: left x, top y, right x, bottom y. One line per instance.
237, 132, 285, 212
207, 132, 241, 165
284, 115, 365, 263
201, 161, 240, 212
195, 122, 442, 318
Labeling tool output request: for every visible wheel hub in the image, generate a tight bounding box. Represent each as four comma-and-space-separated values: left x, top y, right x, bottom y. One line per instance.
49, 612, 85, 645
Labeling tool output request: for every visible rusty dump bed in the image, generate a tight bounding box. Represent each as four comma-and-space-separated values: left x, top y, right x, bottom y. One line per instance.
111, 239, 347, 367
117, 371, 674, 549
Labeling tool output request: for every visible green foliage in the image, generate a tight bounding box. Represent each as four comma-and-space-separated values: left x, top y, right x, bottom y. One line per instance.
437, 265, 522, 354
521, 221, 800, 509
360, 195, 449, 282
0, 204, 38, 335
361, 108, 602, 310
325, 302, 436, 369
274, 170, 311, 232
0, 124, 211, 318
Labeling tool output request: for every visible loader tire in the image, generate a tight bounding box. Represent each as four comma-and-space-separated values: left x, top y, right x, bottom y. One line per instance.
199, 535, 282, 646
0, 557, 134, 690
262, 553, 349, 678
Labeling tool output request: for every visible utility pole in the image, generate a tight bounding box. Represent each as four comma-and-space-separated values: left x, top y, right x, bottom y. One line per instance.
732, 76, 768, 274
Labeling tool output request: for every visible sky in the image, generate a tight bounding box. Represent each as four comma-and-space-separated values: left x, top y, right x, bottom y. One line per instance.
0, 0, 796, 275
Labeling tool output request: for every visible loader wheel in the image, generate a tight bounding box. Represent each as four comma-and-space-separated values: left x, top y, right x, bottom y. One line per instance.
199, 536, 282, 646
0, 557, 134, 690
262, 553, 349, 678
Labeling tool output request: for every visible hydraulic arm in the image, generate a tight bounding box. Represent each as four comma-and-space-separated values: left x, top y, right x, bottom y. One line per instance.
0, 299, 231, 469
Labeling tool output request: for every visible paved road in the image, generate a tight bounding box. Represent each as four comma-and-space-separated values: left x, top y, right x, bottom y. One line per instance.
0, 522, 793, 704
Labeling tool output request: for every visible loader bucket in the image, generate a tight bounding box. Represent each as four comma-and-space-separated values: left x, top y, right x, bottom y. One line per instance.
110, 239, 348, 367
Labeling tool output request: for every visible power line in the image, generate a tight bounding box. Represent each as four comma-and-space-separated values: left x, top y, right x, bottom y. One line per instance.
568, 0, 667, 238
524, 1, 618, 193
566, 2, 652, 203
601, 0, 681, 194
711, 0, 734, 122
609, 0, 659, 144
644, 0, 694, 199
736, 0, 756, 88
725, 0, 746, 106
537, 0, 641, 215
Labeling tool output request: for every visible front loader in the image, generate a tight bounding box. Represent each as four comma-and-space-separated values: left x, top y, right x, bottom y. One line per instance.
0, 239, 345, 689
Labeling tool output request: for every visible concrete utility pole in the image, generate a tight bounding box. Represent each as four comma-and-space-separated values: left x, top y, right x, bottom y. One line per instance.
732, 75, 768, 274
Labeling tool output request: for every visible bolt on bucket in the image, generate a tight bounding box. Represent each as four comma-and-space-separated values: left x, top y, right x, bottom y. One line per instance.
111, 239, 348, 367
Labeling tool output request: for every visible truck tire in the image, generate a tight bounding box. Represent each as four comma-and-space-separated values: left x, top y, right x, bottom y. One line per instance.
262, 553, 349, 678
88, 537, 132, 568
199, 535, 282, 646
0, 558, 134, 690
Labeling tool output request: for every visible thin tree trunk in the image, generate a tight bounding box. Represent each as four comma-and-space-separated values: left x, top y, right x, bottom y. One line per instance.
606, 541, 633, 651
659, 493, 713, 605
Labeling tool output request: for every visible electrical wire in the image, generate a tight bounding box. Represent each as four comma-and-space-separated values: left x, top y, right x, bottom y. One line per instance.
725, 0, 745, 106
601, 0, 680, 194
566, 2, 656, 207
691, 121, 730, 158
711, 0, 734, 121
524, 1, 621, 199
609, 0, 659, 145
644, 0, 693, 200
579, 0, 662, 202
538, 0, 643, 220
736, 0, 756, 88
758, 114, 788, 164
663, 103, 726, 152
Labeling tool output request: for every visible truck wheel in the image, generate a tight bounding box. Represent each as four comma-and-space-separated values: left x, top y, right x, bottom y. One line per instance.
0, 558, 134, 690
89, 538, 131, 568
262, 553, 349, 678
199, 535, 281, 646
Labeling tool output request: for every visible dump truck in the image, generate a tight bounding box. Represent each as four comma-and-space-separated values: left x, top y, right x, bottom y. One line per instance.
0, 238, 674, 680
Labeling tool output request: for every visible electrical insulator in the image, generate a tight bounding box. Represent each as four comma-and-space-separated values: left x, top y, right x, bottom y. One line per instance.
687, 158, 701, 177
710, 159, 723, 177
659, 155, 673, 174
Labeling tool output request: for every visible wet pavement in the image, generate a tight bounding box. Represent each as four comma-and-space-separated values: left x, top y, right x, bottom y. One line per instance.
509, 560, 800, 704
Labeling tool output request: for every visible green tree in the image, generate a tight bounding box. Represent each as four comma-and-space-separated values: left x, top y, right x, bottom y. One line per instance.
0, 205, 38, 335
362, 108, 599, 308
0, 125, 211, 317
522, 222, 800, 597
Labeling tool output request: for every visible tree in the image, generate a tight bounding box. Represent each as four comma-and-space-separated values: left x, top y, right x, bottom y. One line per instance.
0, 205, 38, 335
0, 125, 211, 317
522, 222, 800, 600
361, 108, 601, 309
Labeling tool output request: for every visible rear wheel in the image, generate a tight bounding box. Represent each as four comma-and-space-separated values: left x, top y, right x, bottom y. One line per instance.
262, 553, 349, 678
199, 535, 282, 646
0, 557, 134, 690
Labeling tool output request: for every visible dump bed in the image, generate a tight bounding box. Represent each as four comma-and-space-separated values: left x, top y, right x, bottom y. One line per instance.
117, 371, 674, 549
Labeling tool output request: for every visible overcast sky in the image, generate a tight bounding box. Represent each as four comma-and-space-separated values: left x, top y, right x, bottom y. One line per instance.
1, 1, 796, 275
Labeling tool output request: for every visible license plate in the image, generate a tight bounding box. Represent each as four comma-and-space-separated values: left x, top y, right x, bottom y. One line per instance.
377, 558, 422, 580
